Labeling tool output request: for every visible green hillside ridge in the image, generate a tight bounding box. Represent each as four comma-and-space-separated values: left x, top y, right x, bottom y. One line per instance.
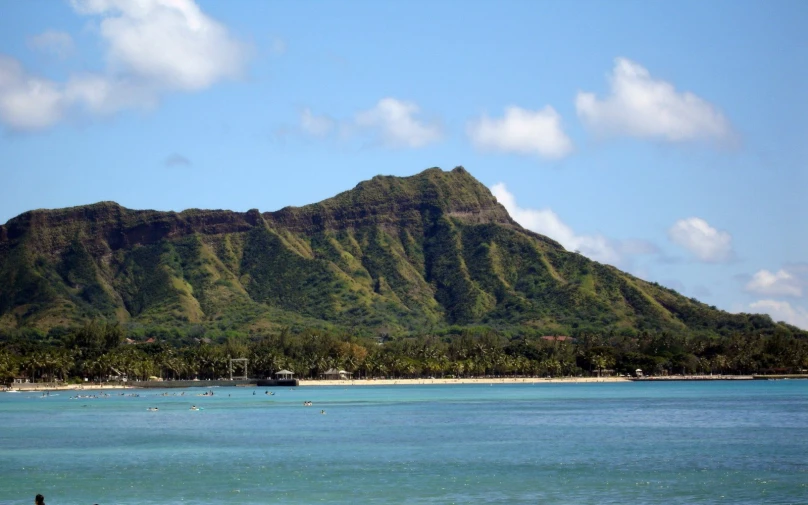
0, 166, 804, 340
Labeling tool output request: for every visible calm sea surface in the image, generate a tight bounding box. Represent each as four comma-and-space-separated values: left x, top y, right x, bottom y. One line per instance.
1, 381, 806, 504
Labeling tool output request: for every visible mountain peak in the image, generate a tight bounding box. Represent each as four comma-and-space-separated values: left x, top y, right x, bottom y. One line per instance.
267, 166, 514, 231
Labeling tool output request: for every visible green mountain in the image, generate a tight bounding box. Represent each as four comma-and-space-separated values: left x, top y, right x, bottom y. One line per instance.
0, 167, 802, 338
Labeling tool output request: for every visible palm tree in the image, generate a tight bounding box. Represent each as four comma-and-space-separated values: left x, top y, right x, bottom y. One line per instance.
452, 360, 465, 378
0, 350, 19, 384
591, 354, 612, 377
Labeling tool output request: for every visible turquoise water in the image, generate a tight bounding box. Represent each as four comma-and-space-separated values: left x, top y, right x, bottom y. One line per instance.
1, 381, 806, 504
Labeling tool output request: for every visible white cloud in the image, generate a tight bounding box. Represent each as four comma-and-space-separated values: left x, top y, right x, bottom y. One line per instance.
467, 106, 573, 159
746, 269, 803, 297
749, 300, 808, 330
77, 0, 246, 90
300, 108, 335, 136
298, 99, 440, 148
493, 182, 632, 266
0, 56, 65, 131
65, 73, 158, 114
0, 0, 247, 132
576, 58, 732, 143
668, 217, 732, 262
27, 30, 75, 59
354, 98, 442, 148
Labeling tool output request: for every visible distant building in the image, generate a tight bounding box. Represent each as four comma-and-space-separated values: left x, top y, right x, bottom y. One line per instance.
322, 368, 352, 380
541, 335, 573, 342
125, 337, 158, 345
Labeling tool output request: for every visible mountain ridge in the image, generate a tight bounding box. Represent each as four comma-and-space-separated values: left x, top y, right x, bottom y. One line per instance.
0, 166, 803, 339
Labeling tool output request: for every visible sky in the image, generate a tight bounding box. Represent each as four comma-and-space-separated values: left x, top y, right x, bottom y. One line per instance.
0, 0, 806, 329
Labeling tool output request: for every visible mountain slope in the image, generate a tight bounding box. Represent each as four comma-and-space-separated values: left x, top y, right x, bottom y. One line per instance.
0, 167, 802, 338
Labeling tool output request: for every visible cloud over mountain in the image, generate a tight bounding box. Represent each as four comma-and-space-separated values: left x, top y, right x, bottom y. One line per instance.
491, 182, 658, 267
298, 98, 442, 149
749, 300, 808, 330
354, 98, 442, 148
668, 217, 733, 262
746, 268, 803, 297
467, 106, 573, 159
576, 58, 733, 143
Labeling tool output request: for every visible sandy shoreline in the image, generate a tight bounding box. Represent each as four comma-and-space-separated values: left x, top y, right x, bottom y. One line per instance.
3, 383, 135, 392
15, 374, 797, 391
298, 377, 630, 386
3, 377, 629, 391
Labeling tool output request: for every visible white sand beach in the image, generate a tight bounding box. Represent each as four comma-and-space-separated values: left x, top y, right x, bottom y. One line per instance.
299, 377, 630, 386
3, 376, 631, 392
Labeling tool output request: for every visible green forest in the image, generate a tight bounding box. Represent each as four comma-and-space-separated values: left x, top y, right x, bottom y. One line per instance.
1, 321, 805, 385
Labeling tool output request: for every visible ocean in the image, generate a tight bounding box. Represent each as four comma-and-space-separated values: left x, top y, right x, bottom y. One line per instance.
1, 381, 806, 504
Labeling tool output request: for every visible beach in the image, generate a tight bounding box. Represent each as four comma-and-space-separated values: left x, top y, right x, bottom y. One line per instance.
3, 383, 132, 392
299, 376, 630, 386
13, 375, 795, 391
15, 374, 800, 392
4, 376, 630, 391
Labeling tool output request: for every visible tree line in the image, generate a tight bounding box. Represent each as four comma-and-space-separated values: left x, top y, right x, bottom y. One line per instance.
1, 322, 806, 384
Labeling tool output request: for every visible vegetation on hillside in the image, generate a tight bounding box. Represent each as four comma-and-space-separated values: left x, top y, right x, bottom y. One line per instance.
1, 167, 805, 344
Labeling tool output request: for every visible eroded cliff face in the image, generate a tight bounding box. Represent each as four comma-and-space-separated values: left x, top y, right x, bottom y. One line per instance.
1, 167, 515, 253
0, 166, 795, 338
1, 201, 259, 256
264, 167, 516, 232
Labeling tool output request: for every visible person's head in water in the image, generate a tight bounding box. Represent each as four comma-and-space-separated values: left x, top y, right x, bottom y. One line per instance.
35, 494, 45, 505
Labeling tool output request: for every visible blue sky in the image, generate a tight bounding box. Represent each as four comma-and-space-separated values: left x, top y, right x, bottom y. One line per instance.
1, 0, 806, 328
